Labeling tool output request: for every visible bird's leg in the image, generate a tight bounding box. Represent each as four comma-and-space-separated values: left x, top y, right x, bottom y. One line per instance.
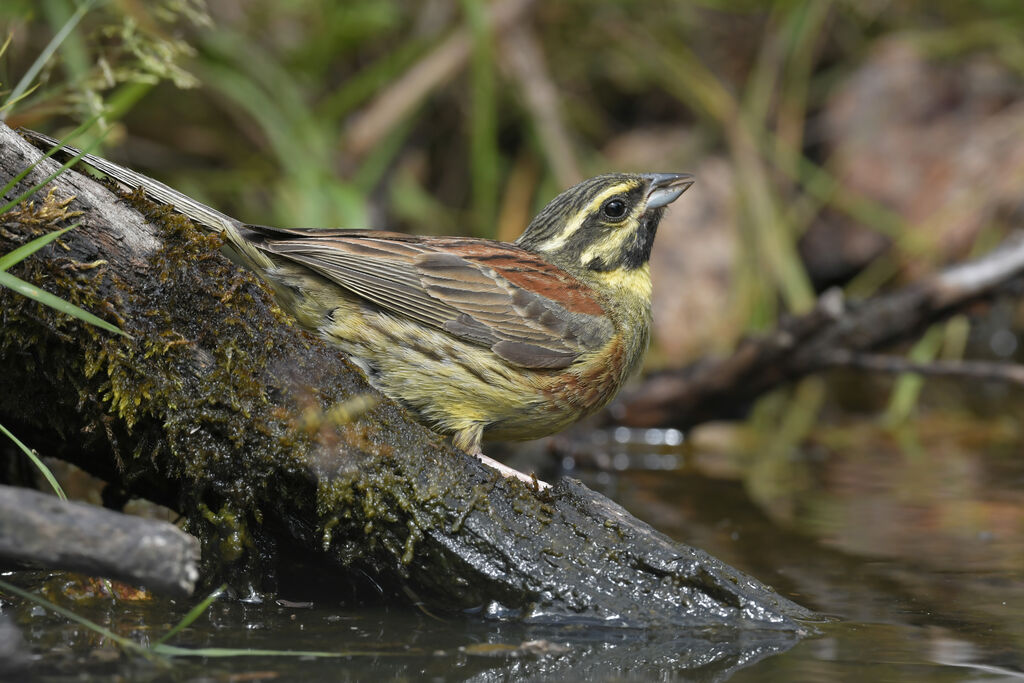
473, 450, 551, 491
454, 425, 551, 491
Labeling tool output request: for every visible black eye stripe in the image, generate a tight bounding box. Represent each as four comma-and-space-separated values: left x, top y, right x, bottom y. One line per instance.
516, 176, 648, 254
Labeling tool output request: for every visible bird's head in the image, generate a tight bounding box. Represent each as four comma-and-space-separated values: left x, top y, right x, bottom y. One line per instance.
516, 172, 694, 276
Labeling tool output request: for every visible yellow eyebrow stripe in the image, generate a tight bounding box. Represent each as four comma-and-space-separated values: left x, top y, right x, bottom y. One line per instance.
533, 181, 637, 253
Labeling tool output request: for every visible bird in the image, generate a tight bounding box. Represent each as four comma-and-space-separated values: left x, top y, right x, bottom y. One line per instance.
21, 128, 693, 487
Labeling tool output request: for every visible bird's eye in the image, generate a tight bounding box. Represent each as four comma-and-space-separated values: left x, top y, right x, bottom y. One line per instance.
602, 199, 627, 220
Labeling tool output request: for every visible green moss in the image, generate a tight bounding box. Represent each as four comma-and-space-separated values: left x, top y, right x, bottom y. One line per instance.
199, 502, 253, 563
1, 189, 328, 582
0, 185, 553, 599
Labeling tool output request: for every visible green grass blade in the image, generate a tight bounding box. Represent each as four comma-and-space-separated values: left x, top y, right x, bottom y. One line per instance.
462, 0, 500, 237
316, 38, 429, 122
0, 121, 108, 214
0, 423, 67, 501
0, 269, 128, 337
884, 324, 945, 427
2, 76, 151, 212
0, 114, 101, 200
0, 0, 95, 119
0, 224, 77, 271
351, 116, 414, 196
151, 644, 386, 658
0, 579, 390, 661
0, 83, 40, 114
155, 584, 226, 645
0, 578, 142, 653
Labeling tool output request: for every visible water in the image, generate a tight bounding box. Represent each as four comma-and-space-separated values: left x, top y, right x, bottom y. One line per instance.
3, 413, 1023, 681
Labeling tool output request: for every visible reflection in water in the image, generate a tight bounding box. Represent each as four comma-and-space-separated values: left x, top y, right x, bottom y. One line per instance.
557, 411, 1024, 680
2, 574, 808, 681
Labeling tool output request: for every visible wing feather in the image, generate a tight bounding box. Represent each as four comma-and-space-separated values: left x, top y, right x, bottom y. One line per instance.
258, 233, 612, 369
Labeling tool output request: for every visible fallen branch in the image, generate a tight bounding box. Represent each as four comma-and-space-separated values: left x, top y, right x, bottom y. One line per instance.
0, 484, 199, 596
615, 237, 1024, 428
0, 123, 811, 630
821, 350, 1024, 385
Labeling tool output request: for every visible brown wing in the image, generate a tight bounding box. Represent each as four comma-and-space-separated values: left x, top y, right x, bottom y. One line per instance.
247, 227, 612, 369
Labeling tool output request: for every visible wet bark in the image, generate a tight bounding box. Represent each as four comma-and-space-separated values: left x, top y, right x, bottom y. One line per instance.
0, 124, 811, 630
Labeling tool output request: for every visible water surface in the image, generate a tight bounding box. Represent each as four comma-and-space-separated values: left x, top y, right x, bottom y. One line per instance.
4, 407, 1022, 681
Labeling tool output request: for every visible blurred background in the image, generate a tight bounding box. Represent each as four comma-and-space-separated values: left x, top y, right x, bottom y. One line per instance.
2, 0, 1024, 678
6, 0, 1024, 366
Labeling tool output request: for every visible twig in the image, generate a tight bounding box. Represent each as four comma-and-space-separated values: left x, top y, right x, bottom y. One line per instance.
821, 350, 1024, 385
501, 25, 582, 188
613, 232, 1024, 428
0, 484, 199, 596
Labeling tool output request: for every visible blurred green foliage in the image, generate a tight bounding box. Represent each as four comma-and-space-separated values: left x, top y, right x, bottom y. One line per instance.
3, 0, 1024, 351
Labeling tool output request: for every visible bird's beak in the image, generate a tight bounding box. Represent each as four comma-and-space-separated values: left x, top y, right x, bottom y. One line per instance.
644, 173, 695, 210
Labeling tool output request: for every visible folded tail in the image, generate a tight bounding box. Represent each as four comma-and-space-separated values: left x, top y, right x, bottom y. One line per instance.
19, 128, 269, 270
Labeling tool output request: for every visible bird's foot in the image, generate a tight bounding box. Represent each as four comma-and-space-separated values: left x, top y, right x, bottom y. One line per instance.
474, 452, 551, 491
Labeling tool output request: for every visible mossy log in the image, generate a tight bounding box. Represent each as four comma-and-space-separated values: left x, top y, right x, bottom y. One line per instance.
0, 124, 811, 629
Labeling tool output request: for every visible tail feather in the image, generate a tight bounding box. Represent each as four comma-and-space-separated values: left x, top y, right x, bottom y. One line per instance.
19, 128, 270, 270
